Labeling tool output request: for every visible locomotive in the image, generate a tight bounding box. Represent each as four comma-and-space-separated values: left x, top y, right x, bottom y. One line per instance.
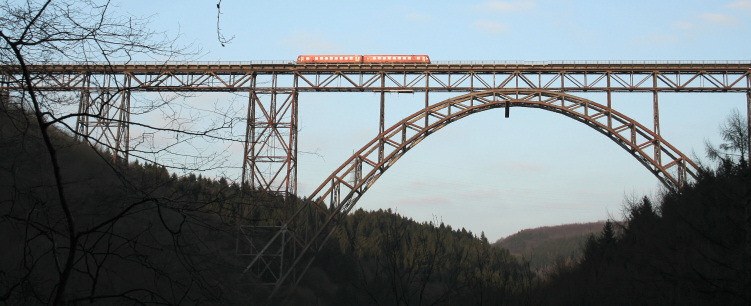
297, 55, 430, 64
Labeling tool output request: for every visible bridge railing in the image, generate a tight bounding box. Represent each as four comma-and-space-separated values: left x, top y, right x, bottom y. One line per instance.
11, 59, 751, 66
17, 60, 296, 66
432, 60, 751, 65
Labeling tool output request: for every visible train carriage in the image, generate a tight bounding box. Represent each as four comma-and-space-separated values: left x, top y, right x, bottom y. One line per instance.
363, 55, 430, 64
297, 54, 430, 64
297, 55, 362, 64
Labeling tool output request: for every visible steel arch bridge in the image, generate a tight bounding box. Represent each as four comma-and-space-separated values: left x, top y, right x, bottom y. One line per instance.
2, 60, 750, 299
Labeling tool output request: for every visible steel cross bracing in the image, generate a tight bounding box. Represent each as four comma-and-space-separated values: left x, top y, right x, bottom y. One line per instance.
2, 61, 750, 187
3, 61, 751, 299
2, 62, 751, 92
251, 88, 708, 299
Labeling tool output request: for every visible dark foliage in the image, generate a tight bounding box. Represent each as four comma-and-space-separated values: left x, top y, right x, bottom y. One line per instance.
0, 103, 262, 304
312, 209, 536, 305
533, 161, 751, 305
1, 103, 537, 305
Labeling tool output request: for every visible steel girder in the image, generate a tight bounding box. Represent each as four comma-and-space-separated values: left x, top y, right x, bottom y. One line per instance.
2, 63, 751, 92
252, 88, 701, 299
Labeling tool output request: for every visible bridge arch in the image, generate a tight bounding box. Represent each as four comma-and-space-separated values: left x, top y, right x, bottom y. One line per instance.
257, 88, 702, 290
310, 88, 699, 214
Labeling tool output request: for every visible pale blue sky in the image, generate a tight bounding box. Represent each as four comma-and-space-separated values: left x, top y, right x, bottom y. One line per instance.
116, 0, 751, 240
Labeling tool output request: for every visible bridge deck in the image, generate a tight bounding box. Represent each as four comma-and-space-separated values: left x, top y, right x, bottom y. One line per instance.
5, 61, 751, 73
2, 61, 750, 93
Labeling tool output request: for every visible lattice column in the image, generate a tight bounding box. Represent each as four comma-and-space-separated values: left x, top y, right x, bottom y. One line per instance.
239, 74, 299, 287
241, 73, 298, 197
75, 74, 131, 163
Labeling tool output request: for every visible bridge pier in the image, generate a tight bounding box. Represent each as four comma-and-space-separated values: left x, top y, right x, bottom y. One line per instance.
74, 73, 131, 164
241, 73, 298, 198
239, 73, 299, 287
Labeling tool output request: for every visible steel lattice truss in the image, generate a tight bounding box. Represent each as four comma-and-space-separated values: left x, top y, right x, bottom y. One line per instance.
2, 62, 751, 92
2, 61, 750, 300
253, 89, 704, 296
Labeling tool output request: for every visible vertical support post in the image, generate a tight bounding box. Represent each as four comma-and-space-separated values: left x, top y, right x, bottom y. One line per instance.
379, 73, 385, 163
241, 73, 257, 193
607, 72, 612, 129
425, 72, 429, 127
118, 77, 131, 165
76, 73, 91, 143
290, 75, 299, 199
653, 73, 661, 166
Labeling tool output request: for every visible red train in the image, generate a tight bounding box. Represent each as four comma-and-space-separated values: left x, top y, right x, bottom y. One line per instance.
297, 55, 430, 64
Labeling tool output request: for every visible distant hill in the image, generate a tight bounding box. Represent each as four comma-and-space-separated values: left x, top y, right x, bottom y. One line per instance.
493, 222, 606, 271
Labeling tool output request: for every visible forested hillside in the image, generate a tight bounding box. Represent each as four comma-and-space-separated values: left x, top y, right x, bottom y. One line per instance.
0, 102, 536, 304
532, 160, 751, 304
494, 222, 606, 273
